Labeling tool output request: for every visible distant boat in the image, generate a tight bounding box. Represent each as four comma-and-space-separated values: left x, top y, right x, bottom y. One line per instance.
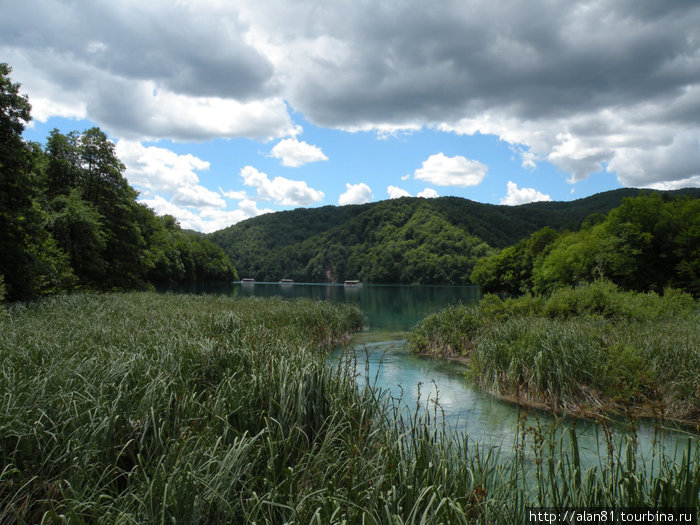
241, 278, 255, 283
279, 279, 294, 285
344, 280, 362, 286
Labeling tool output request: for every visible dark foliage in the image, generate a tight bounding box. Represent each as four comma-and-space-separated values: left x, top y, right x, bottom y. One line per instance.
209, 188, 699, 285
472, 192, 700, 296
0, 64, 236, 301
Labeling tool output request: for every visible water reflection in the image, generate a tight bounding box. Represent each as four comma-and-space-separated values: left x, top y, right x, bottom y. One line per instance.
169, 282, 697, 462
233, 281, 481, 332
335, 341, 698, 466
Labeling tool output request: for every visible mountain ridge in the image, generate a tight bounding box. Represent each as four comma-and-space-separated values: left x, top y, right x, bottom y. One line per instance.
208, 187, 700, 284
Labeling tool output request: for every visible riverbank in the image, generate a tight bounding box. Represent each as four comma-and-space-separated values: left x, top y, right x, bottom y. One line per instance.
408, 281, 700, 428
2, 292, 698, 523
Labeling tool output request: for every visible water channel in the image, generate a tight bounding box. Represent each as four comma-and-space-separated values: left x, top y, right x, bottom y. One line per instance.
224, 282, 697, 465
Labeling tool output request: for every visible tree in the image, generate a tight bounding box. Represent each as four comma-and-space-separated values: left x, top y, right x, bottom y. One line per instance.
0, 63, 75, 300
46, 129, 81, 198
46, 189, 106, 286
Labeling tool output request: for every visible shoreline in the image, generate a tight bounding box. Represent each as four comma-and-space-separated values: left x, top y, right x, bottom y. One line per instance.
414, 350, 700, 433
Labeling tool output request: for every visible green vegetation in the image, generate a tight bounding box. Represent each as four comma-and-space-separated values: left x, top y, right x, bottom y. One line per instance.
209, 188, 699, 285
2, 292, 699, 523
0, 64, 236, 301
472, 193, 700, 297
409, 281, 700, 423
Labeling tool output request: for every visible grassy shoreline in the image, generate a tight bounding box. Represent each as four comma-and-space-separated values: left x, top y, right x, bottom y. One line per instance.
408, 281, 700, 428
2, 291, 698, 523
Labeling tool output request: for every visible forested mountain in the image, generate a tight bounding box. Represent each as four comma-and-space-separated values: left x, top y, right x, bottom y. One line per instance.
209, 187, 699, 285
472, 192, 700, 296
0, 64, 236, 302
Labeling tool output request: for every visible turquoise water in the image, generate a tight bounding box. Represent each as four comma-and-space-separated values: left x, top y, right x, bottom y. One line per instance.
230, 282, 697, 461
235, 281, 481, 334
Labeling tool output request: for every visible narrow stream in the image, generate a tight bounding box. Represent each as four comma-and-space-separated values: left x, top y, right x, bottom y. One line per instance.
233, 282, 698, 464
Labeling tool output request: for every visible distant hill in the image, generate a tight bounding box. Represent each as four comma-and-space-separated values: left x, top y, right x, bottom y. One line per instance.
208, 188, 700, 284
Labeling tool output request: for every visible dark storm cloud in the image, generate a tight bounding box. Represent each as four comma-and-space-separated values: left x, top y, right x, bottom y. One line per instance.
280, 0, 700, 128
2, 0, 698, 185
0, 0, 276, 101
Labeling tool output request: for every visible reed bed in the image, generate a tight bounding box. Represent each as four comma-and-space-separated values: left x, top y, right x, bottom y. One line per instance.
409, 281, 700, 424
1, 292, 698, 523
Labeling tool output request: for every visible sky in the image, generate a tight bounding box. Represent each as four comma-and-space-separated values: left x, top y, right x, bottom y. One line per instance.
3, 0, 699, 233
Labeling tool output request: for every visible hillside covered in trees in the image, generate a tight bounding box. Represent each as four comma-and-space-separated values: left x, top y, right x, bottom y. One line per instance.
471, 192, 700, 296
0, 64, 236, 302
208, 188, 699, 286
4, 61, 698, 300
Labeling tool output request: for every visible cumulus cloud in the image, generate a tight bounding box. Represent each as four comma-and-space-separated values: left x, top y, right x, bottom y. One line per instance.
240, 165, 325, 205
241, 0, 700, 187
3, 0, 700, 187
0, 1, 294, 141
116, 140, 206, 193
387, 185, 412, 199
414, 153, 487, 187
500, 181, 552, 206
141, 195, 273, 233
171, 185, 225, 209
417, 188, 439, 198
339, 183, 373, 205
270, 138, 328, 167
219, 188, 248, 200
644, 175, 700, 191
117, 140, 224, 208
387, 185, 439, 199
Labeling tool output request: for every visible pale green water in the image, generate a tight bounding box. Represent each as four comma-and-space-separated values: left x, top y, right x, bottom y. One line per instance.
219, 282, 697, 461
235, 281, 481, 335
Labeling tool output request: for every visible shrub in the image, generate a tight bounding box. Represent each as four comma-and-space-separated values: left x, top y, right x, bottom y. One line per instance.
599, 343, 654, 402
408, 304, 480, 356
479, 293, 545, 320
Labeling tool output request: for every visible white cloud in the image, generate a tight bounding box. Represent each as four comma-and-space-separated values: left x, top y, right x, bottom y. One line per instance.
414, 153, 487, 187
219, 187, 248, 200
139, 195, 203, 229
240, 165, 324, 206
386, 185, 439, 199
171, 185, 225, 209
116, 139, 207, 193
3, 0, 699, 189
270, 138, 328, 167
387, 185, 412, 199
140, 195, 273, 234
644, 175, 700, 191
500, 181, 552, 206
417, 188, 439, 198
339, 183, 373, 205
117, 139, 224, 208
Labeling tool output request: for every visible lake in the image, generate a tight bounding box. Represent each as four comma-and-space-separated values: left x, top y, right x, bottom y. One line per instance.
191, 281, 697, 463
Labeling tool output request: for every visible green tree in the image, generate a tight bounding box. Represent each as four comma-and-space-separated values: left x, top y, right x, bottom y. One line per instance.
46, 129, 81, 198
46, 189, 106, 286
0, 63, 75, 300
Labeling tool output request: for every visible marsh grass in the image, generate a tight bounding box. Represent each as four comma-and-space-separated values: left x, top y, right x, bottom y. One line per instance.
1, 292, 698, 523
409, 281, 700, 423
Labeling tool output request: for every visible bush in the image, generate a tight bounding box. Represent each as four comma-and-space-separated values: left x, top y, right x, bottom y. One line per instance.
543, 279, 623, 318
408, 304, 480, 356
479, 293, 546, 320
409, 280, 699, 416
599, 343, 654, 402
542, 280, 697, 321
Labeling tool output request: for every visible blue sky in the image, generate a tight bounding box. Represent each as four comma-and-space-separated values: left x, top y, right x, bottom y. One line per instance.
6, 1, 699, 232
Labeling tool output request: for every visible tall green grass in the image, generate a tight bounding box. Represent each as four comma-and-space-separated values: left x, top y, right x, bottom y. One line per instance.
2, 292, 698, 523
409, 281, 700, 422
